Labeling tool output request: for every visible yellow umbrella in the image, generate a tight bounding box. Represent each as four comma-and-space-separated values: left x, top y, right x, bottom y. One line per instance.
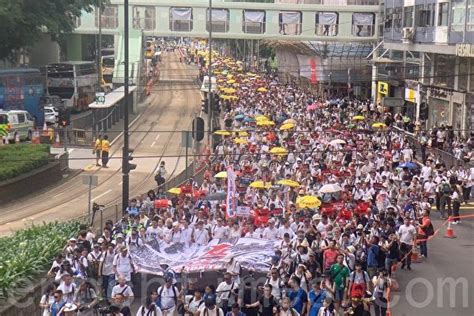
214, 130, 231, 136
249, 180, 272, 189
220, 95, 239, 100
257, 120, 275, 126
279, 123, 295, 131
247, 72, 256, 77
223, 88, 236, 94
270, 147, 288, 155
214, 171, 228, 178
283, 118, 297, 125
372, 122, 387, 129
298, 196, 322, 208
352, 115, 365, 121
277, 179, 300, 187
234, 138, 248, 145
167, 187, 181, 195
255, 115, 268, 121
227, 79, 236, 84
237, 131, 249, 137
226, 74, 234, 79
257, 87, 268, 92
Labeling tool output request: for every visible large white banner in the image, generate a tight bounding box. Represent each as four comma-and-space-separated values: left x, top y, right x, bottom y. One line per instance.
129, 238, 276, 275
297, 54, 320, 84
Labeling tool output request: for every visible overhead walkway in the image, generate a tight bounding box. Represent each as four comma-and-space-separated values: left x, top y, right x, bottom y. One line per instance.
112, 30, 143, 86
74, 0, 381, 42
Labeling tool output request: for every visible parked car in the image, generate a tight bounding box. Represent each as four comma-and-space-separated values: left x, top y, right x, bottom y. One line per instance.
44, 106, 59, 125
0, 110, 36, 141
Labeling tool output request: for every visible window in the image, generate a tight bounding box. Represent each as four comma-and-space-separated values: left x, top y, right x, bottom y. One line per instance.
404, 6, 414, 27
438, 2, 449, 26
133, 6, 156, 30
315, 12, 338, 36
416, 4, 434, 27
26, 113, 33, 121
385, 8, 394, 29
18, 113, 25, 123
95, 5, 118, 29
207, 9, 230, 33
243, 10, 266, 34
279, 11, 302, 35
0, 115, 8, 125
352, 13, 375, 37
434, 54, 456, 88
170, 7, 193, 32
468, 0, 474, 30
458, 57, 469, 91
451, 0, 466, 31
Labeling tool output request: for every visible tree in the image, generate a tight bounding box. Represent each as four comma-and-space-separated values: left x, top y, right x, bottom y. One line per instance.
0, 0, 101, 61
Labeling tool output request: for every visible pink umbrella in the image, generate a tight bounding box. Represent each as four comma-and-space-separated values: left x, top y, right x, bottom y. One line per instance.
307, 104, 317, 111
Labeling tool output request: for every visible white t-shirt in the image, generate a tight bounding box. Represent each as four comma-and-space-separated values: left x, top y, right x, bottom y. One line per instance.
262, 227, 279, 240
113, 254, 133, 281
199, 306, 224, 316
100, 250, 115, 276
212, 225, 229, 239
398, 224, 417, 245
157, 285, 179, 311
111, 284, 134, 307
40, 293, 55, 316
136, 305, 163, 316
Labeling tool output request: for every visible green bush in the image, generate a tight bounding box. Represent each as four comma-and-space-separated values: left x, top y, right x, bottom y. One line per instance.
0, 144, 50, 181
0, 221, 80, 300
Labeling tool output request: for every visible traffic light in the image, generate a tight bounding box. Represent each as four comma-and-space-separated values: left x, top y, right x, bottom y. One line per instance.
124, 149, 137, 173
212, 93, 220, 113
202, 98, 208, 114
58, 108, 71, 127
192, 117, 205, 142
419, 102, 428, 120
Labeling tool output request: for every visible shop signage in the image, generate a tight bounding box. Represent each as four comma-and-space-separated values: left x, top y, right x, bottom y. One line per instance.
456, 44, 474, 57
405, 88, 417, 103
378, 82, 389, 95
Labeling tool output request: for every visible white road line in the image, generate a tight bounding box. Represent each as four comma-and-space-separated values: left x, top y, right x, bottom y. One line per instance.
155, 134, 160, 140
53, 192, 64, 198
91, 189, 112, 202
151, 141, 156, 147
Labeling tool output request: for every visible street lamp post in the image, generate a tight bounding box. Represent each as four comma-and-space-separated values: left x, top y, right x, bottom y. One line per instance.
122, 0, 130, 213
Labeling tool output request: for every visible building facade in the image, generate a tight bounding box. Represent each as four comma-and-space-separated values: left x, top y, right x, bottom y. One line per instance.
379, 0, 473, 138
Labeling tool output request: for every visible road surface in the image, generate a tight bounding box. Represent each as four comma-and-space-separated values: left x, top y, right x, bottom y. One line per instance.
0, 51, 201, 236
392, 206, 474, 315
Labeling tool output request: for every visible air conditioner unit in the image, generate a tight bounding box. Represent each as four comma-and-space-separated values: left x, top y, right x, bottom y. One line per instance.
402, 27, 415, 43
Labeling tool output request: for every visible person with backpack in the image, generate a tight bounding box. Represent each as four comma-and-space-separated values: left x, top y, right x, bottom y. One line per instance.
184, 288, 204, 316
371, 268, 391, 316
417, 210, 434, 258
137, 293, 163, 316
347, 262, 371, 301
307, 278, 327, 316
111, 275, 134, 316
438, 180, 452, 219
199, 298, 224, 316
216, 272, 239, 315
157, 274, 181, 316
74, 281, 98, 316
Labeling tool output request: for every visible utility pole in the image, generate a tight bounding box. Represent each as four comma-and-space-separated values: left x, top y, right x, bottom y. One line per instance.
122, 0, 130, 213
98, 0, 103, 93
208, 0, 213, 144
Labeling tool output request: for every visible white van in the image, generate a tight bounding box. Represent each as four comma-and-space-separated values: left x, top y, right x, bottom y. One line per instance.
0, 110, 36, 141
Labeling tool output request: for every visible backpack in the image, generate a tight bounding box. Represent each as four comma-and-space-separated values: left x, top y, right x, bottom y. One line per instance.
423, 222, 434, 237
442, 183, 452, 195
350, 271, 370, 298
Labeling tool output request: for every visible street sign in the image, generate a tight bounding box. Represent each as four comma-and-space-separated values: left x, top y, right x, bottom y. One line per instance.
382, 97, 403, 107
181, 131, 192, 148
82, 174, 98, 187
95, 92, 105, 104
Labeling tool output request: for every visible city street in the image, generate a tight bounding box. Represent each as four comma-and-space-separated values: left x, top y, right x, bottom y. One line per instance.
392, 207, 474, 316
0, 51, 200, 236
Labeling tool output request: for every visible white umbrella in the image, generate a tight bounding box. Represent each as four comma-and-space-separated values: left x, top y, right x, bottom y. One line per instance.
319, 184, 343, 194
329, 139, 346, 146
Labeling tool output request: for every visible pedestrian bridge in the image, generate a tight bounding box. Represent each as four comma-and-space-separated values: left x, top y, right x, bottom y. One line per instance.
74, 0, 381, 42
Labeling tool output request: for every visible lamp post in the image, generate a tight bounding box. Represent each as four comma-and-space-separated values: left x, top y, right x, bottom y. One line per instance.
122, 0, 130, 213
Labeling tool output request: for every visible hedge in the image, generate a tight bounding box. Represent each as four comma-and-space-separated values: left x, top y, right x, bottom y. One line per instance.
0, 221, 80, 300
0, 144, 50, 182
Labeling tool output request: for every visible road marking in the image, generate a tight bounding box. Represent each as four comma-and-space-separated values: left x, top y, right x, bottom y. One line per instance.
84, 164, 95, 171
91, 189, 112, 202
155, 134, 160, 140
54, 192, 64, 198
151, 141, 156, 147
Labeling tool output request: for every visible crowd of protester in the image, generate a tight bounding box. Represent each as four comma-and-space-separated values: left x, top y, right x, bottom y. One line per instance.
40, 49, 473, 316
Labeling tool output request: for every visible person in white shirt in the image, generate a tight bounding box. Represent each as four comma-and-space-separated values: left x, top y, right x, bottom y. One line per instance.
180, 219, 193, 247
199, 299, 224, 316
111, 275, 134, 315
57, 273, 76, 304
245, 223, 261, 238
212, 218, 229, 239
157, 276, 180, 316
137, 295, 163, 316
100, 244, 116, 300
228, 222, 242, 239
215, 272, 239, 314
193, 221, 210, 246
262, 220, 279, 240
397, 217, 417, 270
185, 289, 204, 315
146, 219, 163, 242
113, 247, 134, 282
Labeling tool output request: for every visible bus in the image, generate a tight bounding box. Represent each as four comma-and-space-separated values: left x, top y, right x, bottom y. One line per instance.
47, 61, 98, 111
0, 69, 45, 126
102, 55, 114, 91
